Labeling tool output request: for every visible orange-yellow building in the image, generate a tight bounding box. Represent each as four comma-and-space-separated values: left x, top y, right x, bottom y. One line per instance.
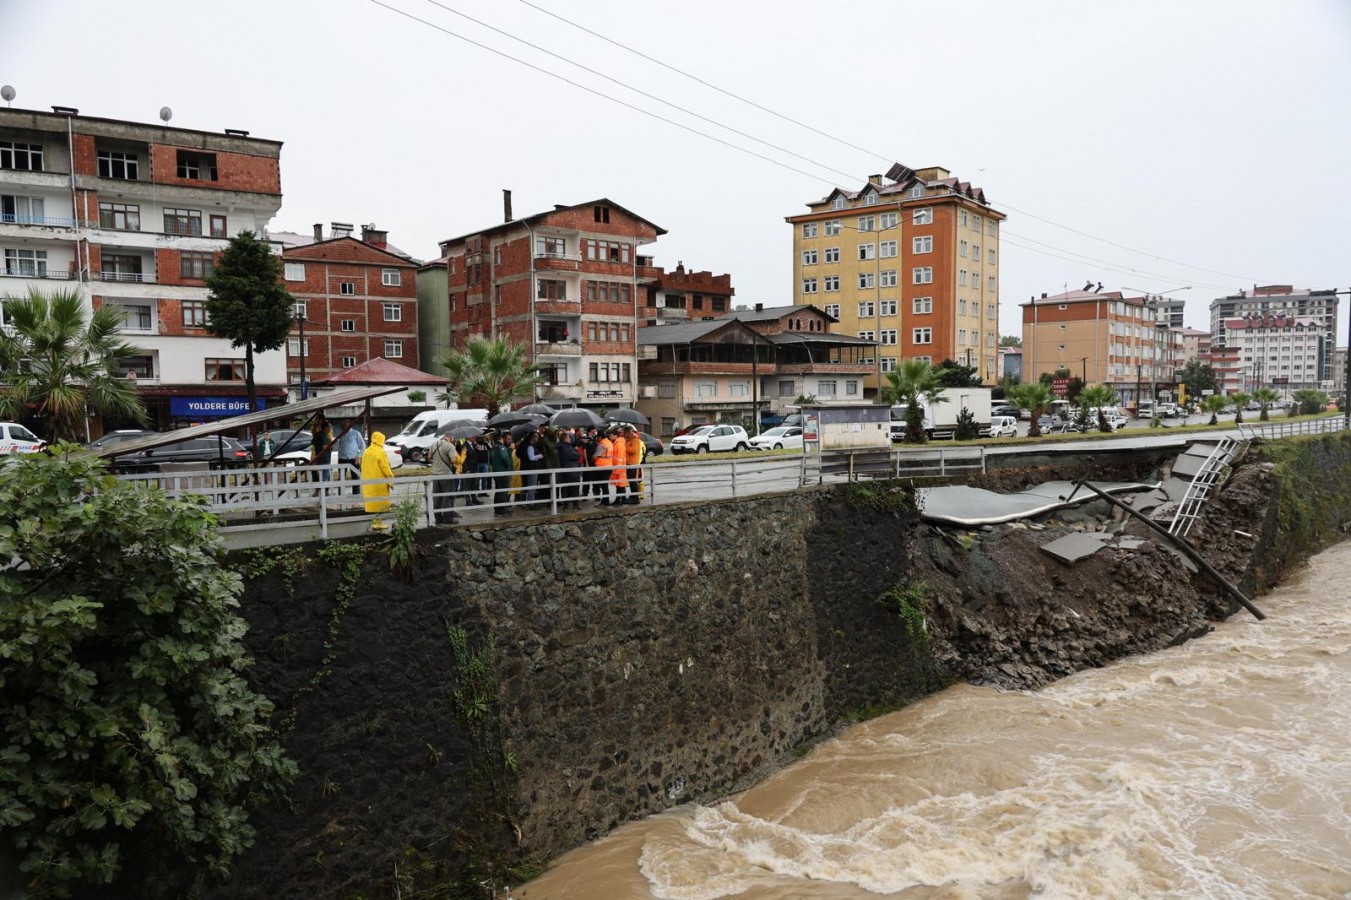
786, 164, 1005, 392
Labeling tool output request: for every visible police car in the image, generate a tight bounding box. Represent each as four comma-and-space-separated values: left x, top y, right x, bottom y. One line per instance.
0, 422, 45, 454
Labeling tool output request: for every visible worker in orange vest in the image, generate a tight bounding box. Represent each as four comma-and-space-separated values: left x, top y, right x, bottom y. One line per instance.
623, 424, 645, 504
608, 425, 629, 504
593, 429, 615, 506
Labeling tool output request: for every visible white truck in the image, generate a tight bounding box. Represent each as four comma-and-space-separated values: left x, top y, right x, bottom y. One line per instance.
385, 408, 488, 463
890, 387, 993, 441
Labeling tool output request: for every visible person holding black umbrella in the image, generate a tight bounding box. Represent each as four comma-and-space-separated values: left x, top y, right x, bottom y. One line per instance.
488, 432, 514, 517
557, 430, 581, 508
430, 433, 460, 524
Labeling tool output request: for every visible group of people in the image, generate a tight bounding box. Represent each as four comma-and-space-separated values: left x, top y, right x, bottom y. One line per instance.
431, 422, 647, 524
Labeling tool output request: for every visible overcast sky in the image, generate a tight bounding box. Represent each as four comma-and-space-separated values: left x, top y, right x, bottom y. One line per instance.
5, 0, 1349, 340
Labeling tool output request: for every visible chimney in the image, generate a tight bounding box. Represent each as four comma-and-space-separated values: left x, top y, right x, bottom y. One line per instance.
503, 189, 513, 223
312, 223, 324, 242
754, 302, 764, 312
361, 223, 388, 249
331, 222, 353, 239
868, 174, 883, 185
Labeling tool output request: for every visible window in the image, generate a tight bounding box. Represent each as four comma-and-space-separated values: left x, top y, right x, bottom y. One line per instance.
988, 219, 998, 236
384, 339, 403, 358
593, 205, 610, 223
182, 300, 207, 327
972, 214, 983, 231
820, 303, 840, 318
988, 249, 996, 265
340, 319, 356, 332
881, 357, 897, 372
1, 194, 45, 224
880, 240, 897, 258
493, 245, 502, 267
824, 276, 840, 291
846, 380, 859, 395
910, 356, 931, 366
163, 208, 202, 236
959, 328, 967, 345
730, 382, 750, 397
284, 262, 305, 281
913, 296, 933, 314
342, 356, 357, 368
779, 380, 796, 397
286, 338, 310, 357
912, 207, 933, 226
0, 141, 43, 172
880, 270, 897, 288
292, 301, 307, 319
380, 268, 402, 287
98, 202, 140, 231
712, 297, 726, 312
880, 211, 898, 229
97, 150, 138, 180
913, 328, 933, 344
697, 381, 717, 397
988, 276, 997, 291
858, 243, 876, 261
802, 222, 818, 238
881, 329, 897, 345
858, 272, 874, 289
857, 215, 875, 232
179, 251, 214, 279
209, 214, 227, 238
340, 282, 355, 295
959, 270, 968, 287
972, 244, 980, 260
803, 249, 818, 265
817, 380, 837, 397
658, 381, 677, 399
959, 240, 968, 257
582, 239, 630, 263
824, 219, 842, 236
824, 247, 840, 263
831, 197, 846, 210
802, 278, 818, 294
863, 191, 878, 206
205, 358, 246, 381
909, 184, 925, 199
858, 301, 875, 317
913, 267, 933, 284
383, 302, 402, 322
538, 279, 567, 301
3, 248, 47, 277
175, 150, 217, 180
959, 299, 968, 316
879, 299, 897, 316
913, 236, 933, 254
959, 209, 969, 227
858, 330, 876, 341
117, 355, 153, 379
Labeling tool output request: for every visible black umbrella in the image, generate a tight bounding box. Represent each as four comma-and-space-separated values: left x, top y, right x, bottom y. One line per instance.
606, 408, 650, 426
436, 419, 484, 436
488, 410, 537, 427
517, 403, 557, 416
509, 421, 545, 441
549, 408, 605, 429
441, 424, 483, 440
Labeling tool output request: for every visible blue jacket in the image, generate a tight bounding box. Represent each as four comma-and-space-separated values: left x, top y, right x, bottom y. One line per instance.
337, 426, 366, 460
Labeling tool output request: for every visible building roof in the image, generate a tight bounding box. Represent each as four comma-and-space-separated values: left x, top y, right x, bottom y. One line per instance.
636, 319, 752, 346
272, 231, 418, 263
720, 303, 838, 323
1020, 289, 1129, 306
768, 331, 875, 347
1224, 315, 1323, 331
438, 197, 667, 247
312, 357, 445, 386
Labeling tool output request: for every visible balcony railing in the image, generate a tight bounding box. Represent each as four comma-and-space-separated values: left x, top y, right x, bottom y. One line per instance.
0, 268, 77, 280
536, 340, 582, 356
98, 271, 156, 284
0, 214, 77, 228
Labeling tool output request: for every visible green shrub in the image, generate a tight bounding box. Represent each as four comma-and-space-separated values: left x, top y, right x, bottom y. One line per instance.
954, 406, 978, 441
0, 450, 295, 896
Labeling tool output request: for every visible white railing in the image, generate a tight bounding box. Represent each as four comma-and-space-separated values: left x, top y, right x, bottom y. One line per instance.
98, 271, 156, 283
1237, 415, 1347, 441
810, 446, 987, 483
0, 268, 76, 280
0, 214, 77, 228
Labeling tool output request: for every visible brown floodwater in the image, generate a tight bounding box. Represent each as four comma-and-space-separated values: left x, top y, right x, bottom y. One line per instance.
519, 539, 1351, 899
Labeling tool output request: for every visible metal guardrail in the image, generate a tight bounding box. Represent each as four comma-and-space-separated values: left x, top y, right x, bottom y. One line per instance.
809, 446, 987, 482
1236, 416, 1347, 441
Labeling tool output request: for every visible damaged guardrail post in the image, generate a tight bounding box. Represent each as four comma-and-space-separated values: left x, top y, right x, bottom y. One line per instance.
1064, 477, 1266, 621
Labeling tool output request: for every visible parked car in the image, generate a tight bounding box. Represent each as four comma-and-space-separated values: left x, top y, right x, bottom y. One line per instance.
748, 426, 804, 451
670, 424, 749, 454
273, 433, 403, 470
637, 431, 664, 457
988, 416, 1019, 438
1035, 414, 1063, 431
85, 429, 156, 450
112, 435, 251, 473
992, 404, 1018, 418
0, 422, 45, 454
268, 428, 313, 456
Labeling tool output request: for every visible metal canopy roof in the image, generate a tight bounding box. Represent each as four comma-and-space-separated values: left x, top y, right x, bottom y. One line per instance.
92, 386, 405, 459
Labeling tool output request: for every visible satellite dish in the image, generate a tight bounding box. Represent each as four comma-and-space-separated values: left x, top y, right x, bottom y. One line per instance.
0, 86, 15, 104
159, 106, 172, 123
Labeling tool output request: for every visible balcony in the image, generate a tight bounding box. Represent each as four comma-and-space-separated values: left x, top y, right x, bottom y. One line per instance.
539, 382, 584, 401
0, 268, 77, 281
98, 270, 157, 284
534, 253, 583, 273
656, 306, 689, 320
536, 340, 582, 357
0, 214, 77, 228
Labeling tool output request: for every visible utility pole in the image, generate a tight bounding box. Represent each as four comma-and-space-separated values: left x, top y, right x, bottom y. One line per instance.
296, 310, 308, 400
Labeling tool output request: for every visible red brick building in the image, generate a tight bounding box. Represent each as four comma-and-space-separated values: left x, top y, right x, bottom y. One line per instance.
279, 224, 420, 392
435, 197, 663, 408
640, 262, 735, 326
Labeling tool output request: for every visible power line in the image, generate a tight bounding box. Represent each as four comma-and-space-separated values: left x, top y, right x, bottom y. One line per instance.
421, 0, 862, 185
1001, 232, 1236, 292
367, 0, 840, 186
515, 0, 892, 165
515, 0, 1269, 286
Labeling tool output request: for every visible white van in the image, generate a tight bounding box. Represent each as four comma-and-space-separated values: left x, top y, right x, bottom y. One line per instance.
385, 409, 487, 463
1089, 407, 1128, 430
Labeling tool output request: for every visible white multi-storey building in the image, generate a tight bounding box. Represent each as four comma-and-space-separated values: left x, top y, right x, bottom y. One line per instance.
1216, 314, 1329, 396
1, 104, 285, 431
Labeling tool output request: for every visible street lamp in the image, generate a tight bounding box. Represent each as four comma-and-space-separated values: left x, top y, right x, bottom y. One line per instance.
294, 308, 308, 400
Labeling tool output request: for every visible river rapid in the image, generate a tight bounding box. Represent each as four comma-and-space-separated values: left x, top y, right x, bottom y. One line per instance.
519, 539, 1351, 899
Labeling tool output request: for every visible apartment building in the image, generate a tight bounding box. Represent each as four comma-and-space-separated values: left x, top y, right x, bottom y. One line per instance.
0, 105, 284, 429
786, 163, 1004, 391
432, 196, 662, 408
641, 262, 734, 326
1021, 289, 1185, 406
1211, 314, 1331, 396
1208, 285, 1339, 388
273, 222, 420, 395
636, 303, 874, 435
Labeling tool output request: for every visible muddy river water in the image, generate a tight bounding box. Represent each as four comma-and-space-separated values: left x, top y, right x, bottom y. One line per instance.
520, 540, 1351, 899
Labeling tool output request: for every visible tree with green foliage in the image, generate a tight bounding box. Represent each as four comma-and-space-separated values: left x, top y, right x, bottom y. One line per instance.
998, 372, 1021, 394
205, 232, 297, 416
932, 358, 981, 388
1231, 391, 1251, 425
1080, 384, 1117, 432
1202, 394, 1229, 425
954, 406, 978, 440
1253, 386, 1281, 422
999, 335, 1022, 347
879, 359, 944, 443
0, 288, 147, 441
1176, 359, 1218, 403
434, 335, 543, 417
1290, 388, 1329, 416
0, 450, 295, 896
1008, 382, 1053, 437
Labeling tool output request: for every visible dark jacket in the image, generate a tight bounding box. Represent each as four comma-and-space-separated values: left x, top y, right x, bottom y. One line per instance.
557, 441, 580, 468
489, 443, 514, 473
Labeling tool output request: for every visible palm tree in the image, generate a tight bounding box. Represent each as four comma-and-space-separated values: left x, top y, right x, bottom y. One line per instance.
0, 288, 147, 442
878, 359, 943, 443
1231, 392, 1251, 425
1202, 394, 1228, 426
1008, 382, 1053, 437
1079, 384, 1116, 432
433, 335, 544, 417
1252, 387, 1281, 422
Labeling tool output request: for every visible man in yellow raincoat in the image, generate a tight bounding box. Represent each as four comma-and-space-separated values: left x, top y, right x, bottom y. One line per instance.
362, 431, 395, 528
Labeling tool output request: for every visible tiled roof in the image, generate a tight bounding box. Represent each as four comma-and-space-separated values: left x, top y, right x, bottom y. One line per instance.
719, 303, 836, 323
636, 319, 749, 345
312, 357, 445, 386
